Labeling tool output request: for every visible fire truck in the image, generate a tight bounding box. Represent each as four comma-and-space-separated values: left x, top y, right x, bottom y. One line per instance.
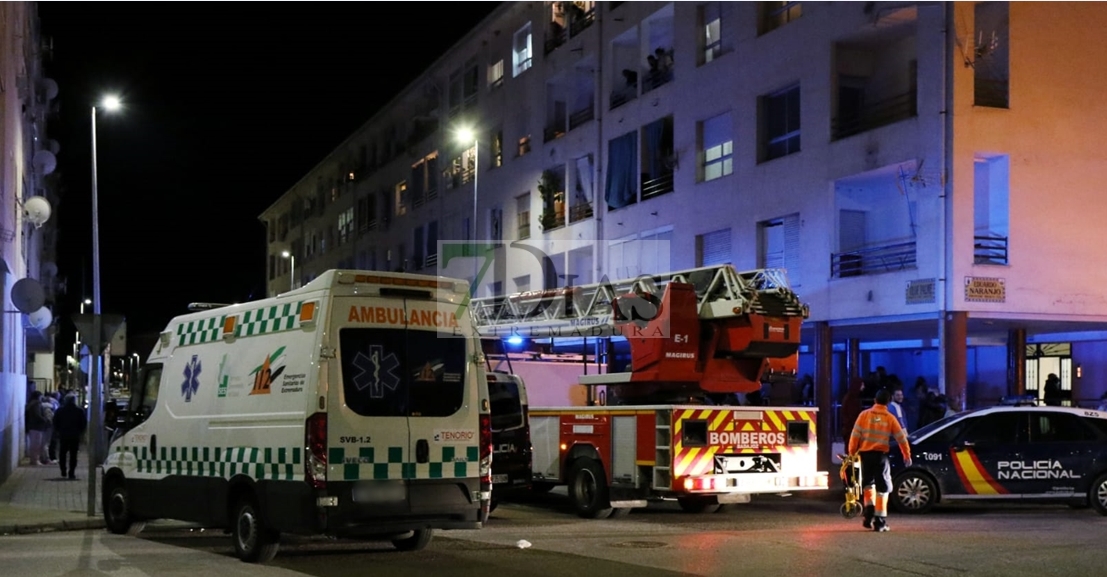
471, 264, 829, 518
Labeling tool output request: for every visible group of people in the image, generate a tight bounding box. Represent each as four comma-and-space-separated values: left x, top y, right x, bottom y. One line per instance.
24, 389, 87, 479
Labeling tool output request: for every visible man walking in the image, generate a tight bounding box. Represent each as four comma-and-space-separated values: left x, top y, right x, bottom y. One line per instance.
848, 388, 912, 532
53, 394, 87, 480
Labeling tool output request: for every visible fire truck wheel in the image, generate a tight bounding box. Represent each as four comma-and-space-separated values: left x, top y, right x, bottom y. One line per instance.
677, 496, 720, 514
568, 459, 613, 519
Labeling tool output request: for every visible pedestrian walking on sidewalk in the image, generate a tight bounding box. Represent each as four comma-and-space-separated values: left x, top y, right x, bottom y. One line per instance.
24, 391, 50, 465
848, 388, 912, 532
53, 394, 87, 480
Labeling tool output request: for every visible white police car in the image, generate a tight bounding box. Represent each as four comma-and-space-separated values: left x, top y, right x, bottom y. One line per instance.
890, 402, 1107, 515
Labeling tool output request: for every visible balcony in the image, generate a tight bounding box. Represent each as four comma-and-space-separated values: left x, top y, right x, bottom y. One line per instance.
610, 84, 637, 110
448, 167, 474, 189
641, 69, 673, 94
974, 234, 1008, 265
569, 201, 594, 223
540, 202, 566, 232
518, 222, 531, 240
544, 124, 566, 143
569, 105, 594, 130
975, 77, 1009, 109
545, 28, 567, 55
831, 239, 917, 278
641, 172, 674, 200
569, 9, 595, 37
832, 91, 917, 141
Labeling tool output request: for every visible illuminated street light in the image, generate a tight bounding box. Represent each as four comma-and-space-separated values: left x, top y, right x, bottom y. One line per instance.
282, 250, 295, 291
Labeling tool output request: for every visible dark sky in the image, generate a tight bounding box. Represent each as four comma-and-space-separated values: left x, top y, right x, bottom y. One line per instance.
39, 2, 500, 355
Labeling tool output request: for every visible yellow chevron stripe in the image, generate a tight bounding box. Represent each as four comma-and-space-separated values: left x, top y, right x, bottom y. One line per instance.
783, 410, 796, 421
697, 409, 713, 420
676, 447, 701, 476
952, 450, 1003, 495
679, 409, 696, 421
741, 421, 755, 431
691, 447, 717, 476
766, 411, 785, 431
711, 410, 729, 432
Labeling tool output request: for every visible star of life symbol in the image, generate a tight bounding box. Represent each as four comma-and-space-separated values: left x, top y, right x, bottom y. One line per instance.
182, 355, 201, 402
352, 345, 400, 398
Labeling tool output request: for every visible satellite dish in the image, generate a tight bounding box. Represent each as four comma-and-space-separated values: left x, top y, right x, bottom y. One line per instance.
33, 150, 56, 176
23, 196, 52, 227
46, 139, 60, 155
11, 278, 45, 313
27, 306, 53, 330
40, 78, 59, 101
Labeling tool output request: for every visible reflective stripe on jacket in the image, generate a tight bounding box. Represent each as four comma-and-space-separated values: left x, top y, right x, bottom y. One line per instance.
848, 404, 910, 460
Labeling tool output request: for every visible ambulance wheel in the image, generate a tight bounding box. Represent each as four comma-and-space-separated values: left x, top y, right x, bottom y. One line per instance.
232, 496, 280, 563
1089, 472, 1107, 516
103, 481, 145, 536
392, 528, 434, 551
677, 496, 720, 514
568, 459, 613, 519
892, 471, 936, 514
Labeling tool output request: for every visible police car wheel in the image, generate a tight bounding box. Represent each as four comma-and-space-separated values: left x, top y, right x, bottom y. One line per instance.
392, 528, 434, 551
893, 471, 936, 514
568, 459, 613, 519
1090, 473, 1107, 516
232, 496, 280, 563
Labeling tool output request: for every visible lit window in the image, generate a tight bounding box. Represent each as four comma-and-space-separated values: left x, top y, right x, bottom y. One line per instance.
513, 23, 533, 77
489, 59, 504, 89
701, 112, 733, 182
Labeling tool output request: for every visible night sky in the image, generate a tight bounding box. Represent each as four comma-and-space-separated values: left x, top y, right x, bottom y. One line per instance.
39, 2, 500, 357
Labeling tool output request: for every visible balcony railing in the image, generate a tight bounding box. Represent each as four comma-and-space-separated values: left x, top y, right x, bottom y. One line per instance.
974, 77, 1009, 109
540, 204, 566, 231
569, 202, 594, 223
610, 84, 637, 110
569, 9, 595, 37
518, 222, 531, 240
642, 70, 673, 94
545, 28, 567, 55
831, 240, 918, 278
569, 105, 594, 130
974, 234, 1008, 265
641, 172, 674, 199
543, 124, 566, 143
426, 185, 438, 201
832, 91, 917, 141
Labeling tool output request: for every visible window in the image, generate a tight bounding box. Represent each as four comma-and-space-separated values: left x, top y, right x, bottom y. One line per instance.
491, 130, 503, 168
700, 2, 727, 65
448, 58, 479, 118
489, 377, 524, 432
973, 2, 1009, 108
338, 326, 466, 418
641, 116, 675, 199
960, 413, 1026, 446
1030, 413, 1097, 443
413, 226, 425, 269
514, 274, 531, 293
490, 206, 503, 241
762, 84, 800, 161
517, 135, 531, 157
605, 131, 637, 209
973, 154, 1010, 265
696, 228, 731, 267
516, 193, 531, 240
488, 59, 505, 90
394, 181, 408, 216
338, 207, 354, 246
700, 112, 733, 182
410, 152, 439, 206
513, 23, 533, 77
759, 214, 801, 286
760, 1, 802, 35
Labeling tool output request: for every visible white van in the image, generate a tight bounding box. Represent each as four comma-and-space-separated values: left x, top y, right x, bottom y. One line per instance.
102, 270, 491, 562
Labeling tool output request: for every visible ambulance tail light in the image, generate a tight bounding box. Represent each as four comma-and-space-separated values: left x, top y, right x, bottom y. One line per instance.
479, 413, 493, 481
305, 412, 328, 489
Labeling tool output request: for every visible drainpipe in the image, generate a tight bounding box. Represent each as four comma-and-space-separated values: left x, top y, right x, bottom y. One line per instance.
595, 6, 604, 284
938, 3, 954, 393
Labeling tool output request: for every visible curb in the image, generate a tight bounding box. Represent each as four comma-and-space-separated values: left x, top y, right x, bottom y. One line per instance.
0, 518, 106, 536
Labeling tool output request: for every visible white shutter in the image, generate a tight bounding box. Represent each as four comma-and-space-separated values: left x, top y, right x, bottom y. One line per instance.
701, 228, 731, 266
783, 214, 801, 286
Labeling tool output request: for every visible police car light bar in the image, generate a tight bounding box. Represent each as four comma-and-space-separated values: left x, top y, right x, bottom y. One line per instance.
999, 394, 1040, 406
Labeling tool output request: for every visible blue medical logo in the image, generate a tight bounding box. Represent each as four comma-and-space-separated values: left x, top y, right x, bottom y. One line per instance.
182, 355, 201, 402
352, 345, 400, 398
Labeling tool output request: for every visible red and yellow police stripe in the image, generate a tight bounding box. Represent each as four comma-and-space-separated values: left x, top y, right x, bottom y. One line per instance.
950, 448, 1007, 495
672, 408, 817, 478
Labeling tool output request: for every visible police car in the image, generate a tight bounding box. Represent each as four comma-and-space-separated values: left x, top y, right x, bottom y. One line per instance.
890, 401, 1107, 515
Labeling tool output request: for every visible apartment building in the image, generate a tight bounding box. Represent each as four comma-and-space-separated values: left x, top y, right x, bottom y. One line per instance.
260, 2, 1107, 411
0, 1, 61, 481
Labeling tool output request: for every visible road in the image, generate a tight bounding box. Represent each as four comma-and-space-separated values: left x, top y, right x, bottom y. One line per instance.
2, 492, 1104, 576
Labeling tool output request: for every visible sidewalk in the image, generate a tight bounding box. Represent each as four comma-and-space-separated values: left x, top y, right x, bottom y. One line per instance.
0, 451, 105, 535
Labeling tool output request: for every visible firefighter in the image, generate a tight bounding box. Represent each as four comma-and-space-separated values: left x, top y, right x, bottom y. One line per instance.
848, 388, 912, 532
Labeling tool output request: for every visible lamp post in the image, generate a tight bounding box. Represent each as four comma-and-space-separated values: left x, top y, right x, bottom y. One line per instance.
88, 94, 120, 516
281, 250, 295, 291
455, 127, 478, 284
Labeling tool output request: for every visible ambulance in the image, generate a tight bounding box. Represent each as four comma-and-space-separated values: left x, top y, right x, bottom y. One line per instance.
102, 270, 492, 562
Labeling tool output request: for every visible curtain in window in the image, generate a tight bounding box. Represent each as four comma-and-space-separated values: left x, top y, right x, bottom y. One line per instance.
574, 155, 594, 205
605, 131, 636, 209
644, 119, 667, 180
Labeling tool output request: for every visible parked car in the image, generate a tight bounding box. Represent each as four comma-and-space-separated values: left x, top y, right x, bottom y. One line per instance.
890, 403, 1107, 515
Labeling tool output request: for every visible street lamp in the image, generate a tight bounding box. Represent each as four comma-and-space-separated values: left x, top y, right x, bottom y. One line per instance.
281, 250, 295, 291
88, 94, 120, 515
455, 127, 478, 284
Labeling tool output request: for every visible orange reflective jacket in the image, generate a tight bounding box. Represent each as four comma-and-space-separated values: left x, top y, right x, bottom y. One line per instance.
848, 404, 910, 459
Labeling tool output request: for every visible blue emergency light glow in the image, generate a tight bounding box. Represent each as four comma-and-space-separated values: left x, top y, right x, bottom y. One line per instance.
506, 336, 524, 346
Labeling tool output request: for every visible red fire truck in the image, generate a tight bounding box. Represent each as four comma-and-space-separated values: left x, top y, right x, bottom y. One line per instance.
471, 264, 829, 517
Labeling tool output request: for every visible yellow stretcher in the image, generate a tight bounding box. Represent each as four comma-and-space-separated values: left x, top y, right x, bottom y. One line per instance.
838, 453, 863, 518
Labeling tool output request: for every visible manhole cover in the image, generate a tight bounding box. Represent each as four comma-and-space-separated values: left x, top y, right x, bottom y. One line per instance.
607, 540, 667, 549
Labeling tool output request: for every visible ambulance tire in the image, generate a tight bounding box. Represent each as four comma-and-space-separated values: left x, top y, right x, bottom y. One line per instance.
892, 471, 937, 514
677, 496, 720, 514
103, 481, 145, 536
231, 496, 280, 563
1090, 472, 1107, 516
568, 459, 613, 519
392, 528, 434, 551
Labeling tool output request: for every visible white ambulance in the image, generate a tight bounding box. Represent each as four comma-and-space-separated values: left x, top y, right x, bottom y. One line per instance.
102, 270, 492, 562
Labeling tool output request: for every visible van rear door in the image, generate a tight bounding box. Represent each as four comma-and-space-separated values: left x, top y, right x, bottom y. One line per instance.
331, 296, 475, 501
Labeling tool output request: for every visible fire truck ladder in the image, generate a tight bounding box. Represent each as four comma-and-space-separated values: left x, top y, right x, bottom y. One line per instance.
470, 264, 809, 335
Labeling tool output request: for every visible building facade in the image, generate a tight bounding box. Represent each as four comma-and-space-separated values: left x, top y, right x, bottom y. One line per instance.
260, 2, 1107, 422
0, 1, 61, 481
